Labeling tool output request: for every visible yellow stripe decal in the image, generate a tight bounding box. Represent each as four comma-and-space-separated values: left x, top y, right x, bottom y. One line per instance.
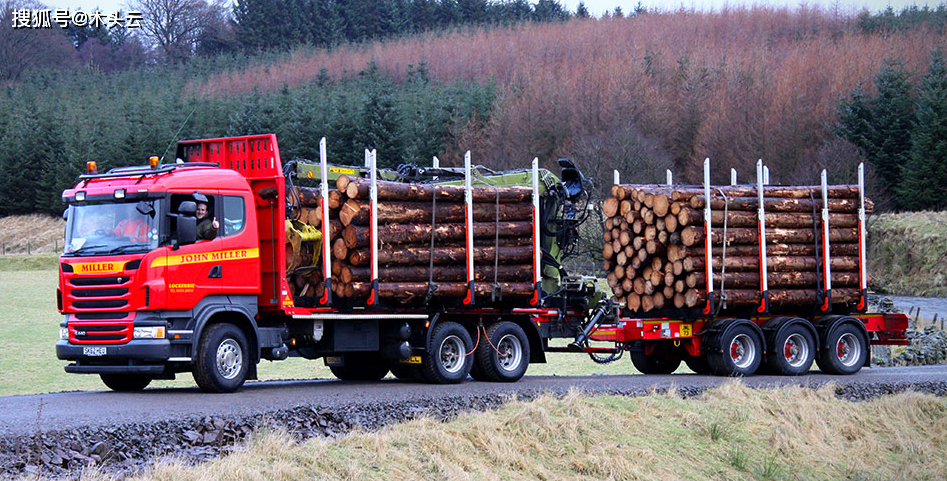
71, 261, 124, 274
151, 248, 259, 268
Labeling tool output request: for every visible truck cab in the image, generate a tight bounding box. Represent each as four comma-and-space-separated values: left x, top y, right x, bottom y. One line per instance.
56, 139, 289, 392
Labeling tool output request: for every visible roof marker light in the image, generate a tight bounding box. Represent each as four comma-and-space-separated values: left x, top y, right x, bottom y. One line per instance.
114, 189, 125, 199
149, 156, 160, 169
75, 191, 86, 201
86, 161, 97, 174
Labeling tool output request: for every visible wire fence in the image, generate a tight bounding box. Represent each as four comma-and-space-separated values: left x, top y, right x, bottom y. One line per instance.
0, 241, 60, 256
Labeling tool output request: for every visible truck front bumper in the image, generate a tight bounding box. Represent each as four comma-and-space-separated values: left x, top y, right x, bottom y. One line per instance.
57, 339, 172, 374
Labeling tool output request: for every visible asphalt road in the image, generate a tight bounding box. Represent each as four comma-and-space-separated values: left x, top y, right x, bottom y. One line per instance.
2, 365, 946, 438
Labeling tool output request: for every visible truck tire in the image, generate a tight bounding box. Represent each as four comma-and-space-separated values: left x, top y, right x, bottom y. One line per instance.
630, 341, 681, 374
100, 373, 152, 392
420, 321, 473, 384
706, 322, 763, 376
816, 323, 868, 375
765, 322, 815, 376
193, 323, 250, 393
684, 355, 711, 375
474, 322, 530, 382
330, 354, 389, 381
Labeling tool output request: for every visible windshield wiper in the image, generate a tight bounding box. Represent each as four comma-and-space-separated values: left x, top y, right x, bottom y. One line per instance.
67, 244, 110, 255
107, 244, 151, 255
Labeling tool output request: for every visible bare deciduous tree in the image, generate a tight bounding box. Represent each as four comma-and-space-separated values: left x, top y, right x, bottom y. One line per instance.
130, 0, 221, 62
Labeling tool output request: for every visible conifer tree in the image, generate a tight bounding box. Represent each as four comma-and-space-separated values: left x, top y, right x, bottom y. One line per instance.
868, 59, 915, 206
899, 49, 947, 210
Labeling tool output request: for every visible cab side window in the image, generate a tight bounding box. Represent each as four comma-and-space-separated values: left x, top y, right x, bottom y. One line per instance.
222, 196, 246, 237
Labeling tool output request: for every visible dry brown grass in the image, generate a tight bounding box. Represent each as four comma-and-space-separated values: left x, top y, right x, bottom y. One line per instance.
80, 383, 947, 481
190, 7, 947, 187
869, 211, 947, 297
0, 215, 64, 254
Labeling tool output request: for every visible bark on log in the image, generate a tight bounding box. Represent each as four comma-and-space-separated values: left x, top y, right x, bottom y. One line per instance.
342, 221, 532, 248
690, 196, 866, 213
694, 271, 860, 288
344, 281, 534, 302
683, 255, 860, 273
680, 226, 858, 246
348, 245, 533, 266
342, 264, 533, 283
341, 177, 532, 203
677, 208, 859, 228
340, 199, 532, 226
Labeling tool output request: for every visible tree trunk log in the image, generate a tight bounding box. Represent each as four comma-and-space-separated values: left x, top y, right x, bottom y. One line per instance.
348, 245, 533, 266
340, 199, 532, 226
341, 176, 532, 203
342, 264, 533, 283
344, 281, 534, 302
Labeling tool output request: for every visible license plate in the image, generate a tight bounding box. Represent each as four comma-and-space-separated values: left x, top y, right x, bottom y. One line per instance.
83, 346, 107, 356
680, 324, 692, 337
400, 356, 422, 365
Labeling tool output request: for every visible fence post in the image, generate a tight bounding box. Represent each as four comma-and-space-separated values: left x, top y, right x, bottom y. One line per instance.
27, 241, 31, 255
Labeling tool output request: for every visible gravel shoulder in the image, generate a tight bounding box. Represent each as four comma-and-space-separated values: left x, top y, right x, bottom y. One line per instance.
2, 366, 947, 479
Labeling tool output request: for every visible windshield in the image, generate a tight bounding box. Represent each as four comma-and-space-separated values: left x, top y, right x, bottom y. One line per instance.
64, 201, 159, 256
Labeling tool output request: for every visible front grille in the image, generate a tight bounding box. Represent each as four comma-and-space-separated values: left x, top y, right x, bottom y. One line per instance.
73, 299, 128, 309
67, 275, 132, 311
70, 320, 132, 344
71, 288, 128, 297
69, 277, 129, 286
74, 312, 129, 320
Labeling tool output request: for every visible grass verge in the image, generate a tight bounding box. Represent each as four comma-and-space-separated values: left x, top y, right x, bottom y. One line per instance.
93, 383, 947, 481
0, 270, 650, 397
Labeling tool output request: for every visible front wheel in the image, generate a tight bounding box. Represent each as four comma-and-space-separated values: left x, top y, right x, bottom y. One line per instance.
420, 321, 473, 384
100, 373, 152, 392
816, 323, 867, 375
193, 323, 250, 393
474, 322, 530, 382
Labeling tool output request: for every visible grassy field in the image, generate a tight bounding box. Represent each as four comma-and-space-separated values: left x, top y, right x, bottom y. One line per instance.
73, 383, 947, 481
0, 268, 647, 397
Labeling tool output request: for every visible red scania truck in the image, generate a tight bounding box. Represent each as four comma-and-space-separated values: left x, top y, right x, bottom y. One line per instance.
55, 134, 909, 392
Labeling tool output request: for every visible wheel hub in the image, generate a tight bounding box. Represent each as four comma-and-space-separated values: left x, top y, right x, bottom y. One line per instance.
216, 339, 243, 380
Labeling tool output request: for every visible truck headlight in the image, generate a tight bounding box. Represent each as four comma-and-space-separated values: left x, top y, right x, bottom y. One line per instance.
133, 326, 166, 339
60, 327, 69, 340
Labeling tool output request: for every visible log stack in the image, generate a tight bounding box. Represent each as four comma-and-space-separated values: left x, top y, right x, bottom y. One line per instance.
287, 175, 537, 305
601, 183, 871, 315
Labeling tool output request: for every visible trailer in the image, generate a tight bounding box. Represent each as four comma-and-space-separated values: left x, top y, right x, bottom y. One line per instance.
54, 134, 908, 392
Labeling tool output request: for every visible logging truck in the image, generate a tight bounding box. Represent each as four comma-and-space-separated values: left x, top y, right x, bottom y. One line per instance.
55, 134, 909, 392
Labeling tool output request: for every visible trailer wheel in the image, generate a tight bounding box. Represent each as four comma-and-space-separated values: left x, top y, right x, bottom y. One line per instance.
330, 354, 390, 381
765, 323, 815, 376
816, 323, 867, 375
707, 322, 763, 376
474, 322, 530, 382
630, 341, 682, 374
684, 355, 711, 375
193, 323, 249, 393
99, 373, 152, 392
420, 322, 473, 384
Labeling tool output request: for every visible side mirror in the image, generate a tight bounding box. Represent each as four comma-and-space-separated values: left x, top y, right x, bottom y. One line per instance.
178, 201, 197, 216
176, 217, 197, 247
62, 208, 69, 221
136, 201, 155, 217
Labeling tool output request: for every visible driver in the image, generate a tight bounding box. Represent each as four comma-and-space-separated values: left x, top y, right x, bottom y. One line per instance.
113, 215, 150, 242
196, 202, 219, 240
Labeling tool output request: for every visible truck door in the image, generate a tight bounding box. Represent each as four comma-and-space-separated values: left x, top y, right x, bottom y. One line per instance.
161, 192, 222, 310
217, 192, 261, 296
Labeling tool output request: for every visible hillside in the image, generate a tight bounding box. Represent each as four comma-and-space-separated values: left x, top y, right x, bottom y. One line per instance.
3, 7, 947, 217
0, 215, 63, 255
194, 7, 947, 189
869, 211, 947, 297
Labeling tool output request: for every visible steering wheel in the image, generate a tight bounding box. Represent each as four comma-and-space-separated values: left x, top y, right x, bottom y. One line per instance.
93, 229, 116, 237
